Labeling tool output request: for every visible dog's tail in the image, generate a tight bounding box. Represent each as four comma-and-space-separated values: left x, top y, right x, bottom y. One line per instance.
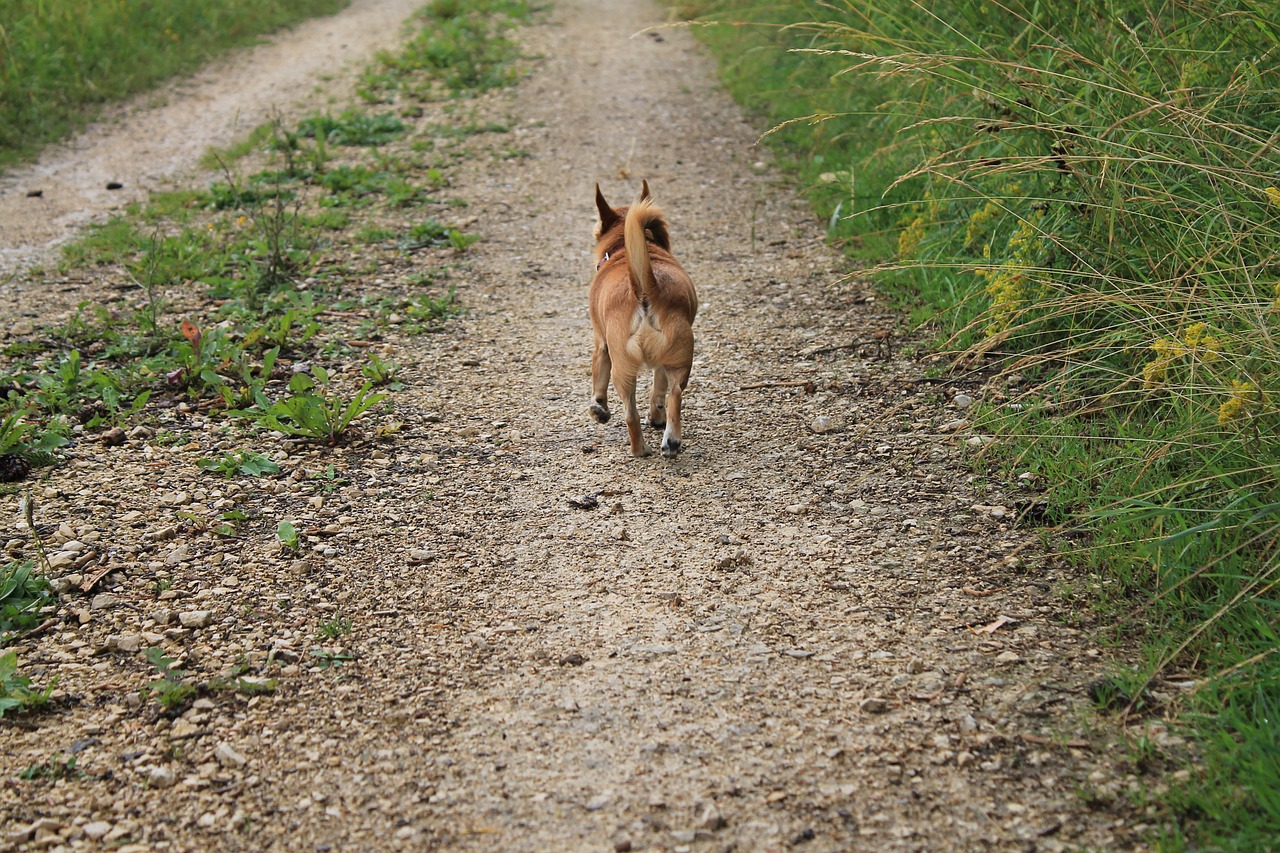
624, 196, 668, 307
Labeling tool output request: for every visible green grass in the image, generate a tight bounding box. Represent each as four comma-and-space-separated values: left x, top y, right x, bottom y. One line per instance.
0, 0, 349, 171
687, 0, 1280, 848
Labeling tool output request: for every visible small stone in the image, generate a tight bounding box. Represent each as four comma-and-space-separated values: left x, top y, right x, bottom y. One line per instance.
953, 393, 974, 409
613, 840, 633, 853
810, 415, 843, 434
699, 803, 727, 831
407, 549, 432, 564
197, 813, 216, 829
108, 634, 142, 653
91, 593, 119, 610
585, 793, 611, 811
147, 766, 177, 788
994, 651, 1022, 664
939, 419, 968, 433
214, 742, 248, 767
165, 545, 191, 566
860, 697, 890, 714
612, 527, 629, 541
179, 610, 213, 628
101, 428, 127, 447
83, 822, 113, 841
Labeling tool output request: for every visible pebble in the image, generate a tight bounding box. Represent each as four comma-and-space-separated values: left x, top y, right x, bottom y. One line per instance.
953, 393, 974, 409
83, 822, 113, 841
939, 419, 968, 433
995, 651, 1022, 664
179, 610, 213, 628
810, 415, 843, 434
165, 545, 191, 565
108, 633, 143, 653
215, 742, 249, 768
860, 697, 890, 714
147, 766, 178, 788
91, 593, 119, 610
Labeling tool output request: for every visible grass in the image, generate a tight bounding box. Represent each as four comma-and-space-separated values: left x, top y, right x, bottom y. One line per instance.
686, 0, 1280, 847
0, 0, 349, 170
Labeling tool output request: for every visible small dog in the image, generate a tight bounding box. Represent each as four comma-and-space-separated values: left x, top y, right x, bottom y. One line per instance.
588, 181, 698, 458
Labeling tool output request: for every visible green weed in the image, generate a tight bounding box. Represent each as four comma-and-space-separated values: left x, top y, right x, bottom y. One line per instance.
144, 647, 196, 711
0, 561, 53, 644
0, 650, 56, 718
197, 451, 281, 479
276, 520, 300, 554
234, 366, 388, 446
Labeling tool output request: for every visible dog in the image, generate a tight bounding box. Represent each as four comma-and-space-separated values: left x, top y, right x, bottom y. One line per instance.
588, 181, 698, 458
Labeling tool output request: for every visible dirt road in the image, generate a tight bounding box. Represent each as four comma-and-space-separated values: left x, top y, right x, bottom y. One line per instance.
0, 0, 1146, 850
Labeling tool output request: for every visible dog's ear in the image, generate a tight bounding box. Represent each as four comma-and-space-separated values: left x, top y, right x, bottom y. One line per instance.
595, 184, 620, 232
639, 179, 652, 201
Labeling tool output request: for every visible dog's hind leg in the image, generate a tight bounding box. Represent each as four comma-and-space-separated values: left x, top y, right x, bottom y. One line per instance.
660, 365, 690, 458
647, 367, 668, 430
613, 369, 649, 457
589, 337, 612, 423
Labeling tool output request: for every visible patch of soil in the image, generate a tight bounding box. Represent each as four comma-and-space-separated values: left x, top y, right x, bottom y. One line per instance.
0, 0, 1160, 850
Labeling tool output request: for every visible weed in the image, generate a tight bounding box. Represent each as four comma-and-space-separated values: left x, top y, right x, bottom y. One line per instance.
197, 451, 281, 479
398, 221, 478, 251
297, 110, 407, 146
0, 561, 53, 644
361, 353, 401, 388
18, 754, 81, 780
144, 647, 196, 711
404, 287, 463, 333
310, 648, 355, 669
0, 650, 56, 718
235, 366, 388, 446
276, 520, 300, 554
316, 615, 352, 641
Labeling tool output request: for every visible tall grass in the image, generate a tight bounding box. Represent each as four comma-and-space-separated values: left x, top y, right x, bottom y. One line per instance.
688, 0, 1280, 847
0, 0, 349, 170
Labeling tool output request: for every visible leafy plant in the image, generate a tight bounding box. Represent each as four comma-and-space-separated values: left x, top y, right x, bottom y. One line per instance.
316, 614, 352, 641
236, 366, 388, 446
19, 754, 82, 780
197, 451, 281, 479
0, 561, 53, 644
144, 647, 196, 711
399, 220, 478, 251
0, 651, 56, 718
276, 520, 300, 554
361, 353, 401, 388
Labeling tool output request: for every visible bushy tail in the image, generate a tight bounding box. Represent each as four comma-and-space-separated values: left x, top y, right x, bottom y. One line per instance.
625, 197, 662, 306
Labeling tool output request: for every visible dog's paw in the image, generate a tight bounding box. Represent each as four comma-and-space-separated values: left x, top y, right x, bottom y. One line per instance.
589, 402, 611, 423
660, 437, 681, 458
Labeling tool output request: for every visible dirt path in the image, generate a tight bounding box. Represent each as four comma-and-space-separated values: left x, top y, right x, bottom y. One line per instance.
0, 0, 424, 276
0, 0, 1147, 850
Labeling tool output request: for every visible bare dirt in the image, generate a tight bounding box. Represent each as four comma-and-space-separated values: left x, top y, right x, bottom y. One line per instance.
1, 0, 1161, 850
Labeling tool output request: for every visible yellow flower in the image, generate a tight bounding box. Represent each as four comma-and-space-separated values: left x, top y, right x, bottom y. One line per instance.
1266, 186, 1280, 208
1217, 380, 1258, 425
897, 215, 927, 259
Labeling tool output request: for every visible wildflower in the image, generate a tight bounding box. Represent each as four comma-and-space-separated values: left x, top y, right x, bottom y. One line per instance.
965, 200, 1000, 252
1141, 337, 1187, 388
1217, 380, 1258, 425
1182, 322, 1222, 360
1266, 186, 1280, 208
897, 215, 927, 259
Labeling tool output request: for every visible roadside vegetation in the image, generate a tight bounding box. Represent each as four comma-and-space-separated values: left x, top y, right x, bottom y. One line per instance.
0, 0, 352, 170
0, 0, 530, 720
685, 0, 1280, 847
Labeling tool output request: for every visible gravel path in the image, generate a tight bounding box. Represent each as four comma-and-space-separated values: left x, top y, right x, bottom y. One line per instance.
0, 0, 1149, 850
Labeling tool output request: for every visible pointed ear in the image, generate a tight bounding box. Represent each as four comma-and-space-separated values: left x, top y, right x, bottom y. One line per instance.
595, 183, 620, 232
639, 179, 651, 201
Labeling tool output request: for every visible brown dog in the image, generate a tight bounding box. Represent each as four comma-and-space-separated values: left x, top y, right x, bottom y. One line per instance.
589, 181, 698, 458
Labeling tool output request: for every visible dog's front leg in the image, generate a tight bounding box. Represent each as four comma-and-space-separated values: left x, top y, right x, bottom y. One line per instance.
590, 338, 612, 423
613, 371, 649, 457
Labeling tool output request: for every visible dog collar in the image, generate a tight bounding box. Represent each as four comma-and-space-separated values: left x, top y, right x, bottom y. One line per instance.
595, 252, 610, 271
